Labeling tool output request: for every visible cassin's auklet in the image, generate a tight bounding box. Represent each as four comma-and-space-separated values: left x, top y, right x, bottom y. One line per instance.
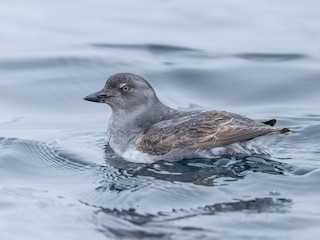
84, 73, 290, 163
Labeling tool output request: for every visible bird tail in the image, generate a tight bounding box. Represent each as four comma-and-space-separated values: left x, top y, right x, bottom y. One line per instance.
263, 119, 290, 134
280, 128, 291, 134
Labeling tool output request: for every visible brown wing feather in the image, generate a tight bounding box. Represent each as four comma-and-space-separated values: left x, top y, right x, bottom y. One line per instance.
136, 111, 276, 155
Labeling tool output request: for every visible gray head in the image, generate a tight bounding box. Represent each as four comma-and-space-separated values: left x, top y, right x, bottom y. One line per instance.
84, 73, 161, 112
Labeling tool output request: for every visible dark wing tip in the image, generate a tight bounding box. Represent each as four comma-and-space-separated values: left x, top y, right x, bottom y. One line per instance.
263, 119, 277, 126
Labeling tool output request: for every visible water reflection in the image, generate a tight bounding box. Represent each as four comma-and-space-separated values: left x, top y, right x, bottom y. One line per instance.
103, 144, 293, 189
94, 197, 292, 239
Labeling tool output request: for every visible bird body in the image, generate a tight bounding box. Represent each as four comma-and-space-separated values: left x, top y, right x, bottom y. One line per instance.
84, 73, 289, 163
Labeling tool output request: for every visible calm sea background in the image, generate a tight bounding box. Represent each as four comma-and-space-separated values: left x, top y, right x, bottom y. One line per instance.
1, 0, 320, 239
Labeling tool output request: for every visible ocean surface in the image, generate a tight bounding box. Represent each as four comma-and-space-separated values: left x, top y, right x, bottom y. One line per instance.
1, 0, 320, 239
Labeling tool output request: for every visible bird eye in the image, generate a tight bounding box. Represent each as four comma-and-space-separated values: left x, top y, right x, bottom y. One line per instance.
121, 85, 129, 92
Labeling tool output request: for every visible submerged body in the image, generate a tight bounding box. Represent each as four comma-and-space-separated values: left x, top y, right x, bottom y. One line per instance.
84, 73, 289, 163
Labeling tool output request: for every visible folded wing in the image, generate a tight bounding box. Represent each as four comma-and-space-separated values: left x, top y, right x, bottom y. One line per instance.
136, 111, 277, 155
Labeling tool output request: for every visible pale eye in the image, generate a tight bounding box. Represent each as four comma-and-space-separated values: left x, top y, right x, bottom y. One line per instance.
121, 85, 129, 92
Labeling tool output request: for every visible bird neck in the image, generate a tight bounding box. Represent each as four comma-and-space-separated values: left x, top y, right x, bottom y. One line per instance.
107, 100, 175, 153
110, 100, 173, 130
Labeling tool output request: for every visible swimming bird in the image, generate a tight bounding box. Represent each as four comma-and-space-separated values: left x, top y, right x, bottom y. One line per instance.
84, 73, 290, 163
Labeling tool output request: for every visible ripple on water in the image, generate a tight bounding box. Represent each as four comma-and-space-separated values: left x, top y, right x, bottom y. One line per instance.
0, 57, 104, 71
0, 136, 317, 240
0, 137, 98, 181
78, 147, 299, 211
90, 43, 202, 54
235, 53, 309, 62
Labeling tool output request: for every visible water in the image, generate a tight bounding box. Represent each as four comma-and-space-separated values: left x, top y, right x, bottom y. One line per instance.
1, 0, 320, 239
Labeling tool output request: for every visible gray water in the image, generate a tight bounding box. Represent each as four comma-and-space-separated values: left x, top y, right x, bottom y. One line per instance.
1, 0, 320, 239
